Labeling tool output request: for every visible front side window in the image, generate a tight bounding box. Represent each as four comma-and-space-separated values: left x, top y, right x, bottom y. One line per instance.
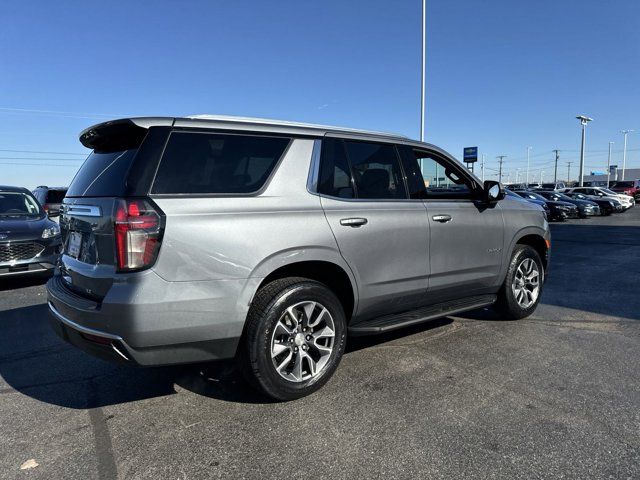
344, 141, 407, 199
152, 132, 290, 195
411, 149, 474, 199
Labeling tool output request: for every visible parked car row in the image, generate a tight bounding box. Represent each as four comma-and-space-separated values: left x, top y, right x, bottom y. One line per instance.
505, 184, 635, 222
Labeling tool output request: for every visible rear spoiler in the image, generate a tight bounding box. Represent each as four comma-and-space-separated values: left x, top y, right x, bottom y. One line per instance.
79, 118, 174, 152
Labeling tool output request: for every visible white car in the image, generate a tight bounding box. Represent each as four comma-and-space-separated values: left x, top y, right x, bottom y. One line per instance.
564, 187, 634, 210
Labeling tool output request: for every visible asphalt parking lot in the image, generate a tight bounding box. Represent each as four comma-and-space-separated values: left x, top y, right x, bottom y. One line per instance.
1, 209, 639, 480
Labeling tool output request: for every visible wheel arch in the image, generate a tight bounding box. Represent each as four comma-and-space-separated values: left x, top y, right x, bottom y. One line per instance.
252, 260, 357, 320
514, 232, 549, 271
497, 227, 549, 286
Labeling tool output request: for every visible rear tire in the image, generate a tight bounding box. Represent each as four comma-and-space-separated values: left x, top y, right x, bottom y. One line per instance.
495, 245, 544, 320
241, 277, 347, 401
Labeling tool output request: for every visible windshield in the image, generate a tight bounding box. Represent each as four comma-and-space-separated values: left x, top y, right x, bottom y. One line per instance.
0, 191, 43, 217
601, 188, 617, 195
516, 191, 545, 201
554, 193, 573, 201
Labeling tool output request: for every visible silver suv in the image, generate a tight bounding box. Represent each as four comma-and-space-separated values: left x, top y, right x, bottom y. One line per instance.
47, 115, 550, 400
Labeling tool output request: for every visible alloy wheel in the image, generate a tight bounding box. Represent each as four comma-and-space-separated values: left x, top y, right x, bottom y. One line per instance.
511, 258, 541, 309
270, 301, 335, 382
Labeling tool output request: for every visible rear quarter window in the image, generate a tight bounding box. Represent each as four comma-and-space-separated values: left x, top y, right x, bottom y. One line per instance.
151, 132, 290, 195
66, 150, 138, 197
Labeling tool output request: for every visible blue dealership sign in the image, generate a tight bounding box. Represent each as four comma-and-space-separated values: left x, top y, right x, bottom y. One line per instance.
463, 146, 478, 163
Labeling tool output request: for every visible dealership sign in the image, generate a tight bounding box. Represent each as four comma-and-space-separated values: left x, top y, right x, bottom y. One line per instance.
463, 147, 478, 163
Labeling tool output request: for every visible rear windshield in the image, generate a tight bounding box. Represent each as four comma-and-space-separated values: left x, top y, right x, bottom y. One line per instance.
151, 132, 290, 195
46, 190, 66, 203
66, 150, 138, 197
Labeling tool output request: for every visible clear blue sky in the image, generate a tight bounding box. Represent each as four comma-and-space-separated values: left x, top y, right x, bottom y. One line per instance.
1, 0, 639, 187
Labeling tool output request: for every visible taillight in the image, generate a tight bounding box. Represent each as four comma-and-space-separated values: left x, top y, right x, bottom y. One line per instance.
114, 198, 163, 271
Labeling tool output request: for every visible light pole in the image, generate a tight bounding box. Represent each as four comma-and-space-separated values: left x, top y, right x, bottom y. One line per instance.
606, 141, 613, 187
481, 154, 485, 182
620, 129, 634, 181
526, 146, 532, 186
420, 0, 426, 141
497, 155, 507, 183
576, 115, 593, 186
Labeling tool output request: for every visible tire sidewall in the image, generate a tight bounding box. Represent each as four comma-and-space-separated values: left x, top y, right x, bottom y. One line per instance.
501, 245, 544, 319
250, 282, 346, 400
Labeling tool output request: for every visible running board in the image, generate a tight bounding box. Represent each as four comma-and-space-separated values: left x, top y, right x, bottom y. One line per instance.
348, 294, 497, 336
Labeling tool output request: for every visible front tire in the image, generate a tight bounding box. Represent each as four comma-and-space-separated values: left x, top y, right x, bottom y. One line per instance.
241, 277, 347, 401
495, 245, 544, 320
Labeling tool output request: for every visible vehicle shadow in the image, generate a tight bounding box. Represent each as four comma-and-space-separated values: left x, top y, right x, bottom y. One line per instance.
0, 271, 52, 291
0, 303, 456, 408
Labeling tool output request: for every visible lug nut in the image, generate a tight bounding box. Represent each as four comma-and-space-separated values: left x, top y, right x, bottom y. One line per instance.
294, 347, 299, 352
302, 345, 307, 351
306, 335, 312, 341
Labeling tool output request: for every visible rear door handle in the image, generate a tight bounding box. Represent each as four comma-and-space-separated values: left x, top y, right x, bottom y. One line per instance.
432, 214, 452, 223
340, 217, 368, 227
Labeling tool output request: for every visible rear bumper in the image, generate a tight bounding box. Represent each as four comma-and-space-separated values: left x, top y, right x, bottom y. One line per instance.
47, 273, 248, 366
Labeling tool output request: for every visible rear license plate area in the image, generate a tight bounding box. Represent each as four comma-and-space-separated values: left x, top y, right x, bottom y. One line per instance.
67, 231, 82, 259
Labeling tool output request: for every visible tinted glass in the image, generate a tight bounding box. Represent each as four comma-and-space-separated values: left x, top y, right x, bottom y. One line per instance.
398, 145, 427, 199
0, 191, 42, 217
66, 150, 138, 197
46, 190, 66, 203
318, 138, 354, 198
152, 132, 289, 194
412, 150, 473, 199
344, 141, 406, 199
33, 190, 45, 203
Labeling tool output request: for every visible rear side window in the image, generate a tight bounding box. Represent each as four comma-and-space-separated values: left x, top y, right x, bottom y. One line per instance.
151, 132, 290, 195
318, 138, 354, 198
66, 150, 138, 197
344, 141, 407, 199
397, 145, 427, 199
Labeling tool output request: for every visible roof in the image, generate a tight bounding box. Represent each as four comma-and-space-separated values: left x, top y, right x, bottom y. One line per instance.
185, 114, 409, 139
0, 185, 30, 193
79, 115, 410, 144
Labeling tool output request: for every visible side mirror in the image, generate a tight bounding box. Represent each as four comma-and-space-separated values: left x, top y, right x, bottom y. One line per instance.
483, 180, 505, 203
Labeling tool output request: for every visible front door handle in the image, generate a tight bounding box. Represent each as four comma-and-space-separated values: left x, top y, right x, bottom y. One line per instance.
432, 214, 452, 223
340, 217, 368, 227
